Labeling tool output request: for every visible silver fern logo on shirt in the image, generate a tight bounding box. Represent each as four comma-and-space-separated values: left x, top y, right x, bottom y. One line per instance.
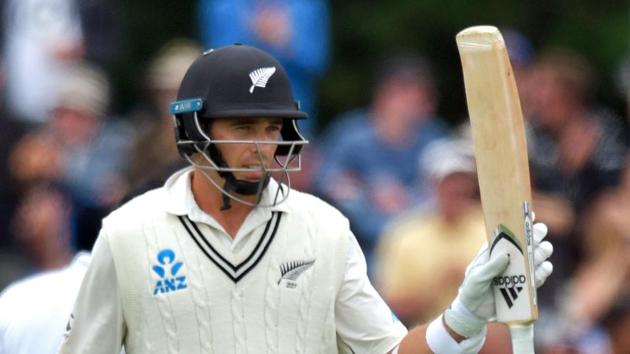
278, 259, 316, 288
152, 249, 188, 295
249, 67, 276, 93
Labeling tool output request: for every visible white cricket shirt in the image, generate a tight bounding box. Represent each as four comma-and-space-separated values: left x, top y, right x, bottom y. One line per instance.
59, 167, 407, 353
0, 252, 91, 354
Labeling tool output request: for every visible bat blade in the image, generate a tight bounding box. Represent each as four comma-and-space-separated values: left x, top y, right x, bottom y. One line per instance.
456, 25, 537, 341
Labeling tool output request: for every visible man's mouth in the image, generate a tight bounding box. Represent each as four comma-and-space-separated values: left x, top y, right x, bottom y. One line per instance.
238, 164, 266, 181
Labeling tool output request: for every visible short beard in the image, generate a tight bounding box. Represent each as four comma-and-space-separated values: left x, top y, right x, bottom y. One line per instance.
219, 171, 271, 210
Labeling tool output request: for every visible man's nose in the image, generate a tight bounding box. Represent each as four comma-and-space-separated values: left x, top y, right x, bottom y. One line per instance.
249, 130, 277, 153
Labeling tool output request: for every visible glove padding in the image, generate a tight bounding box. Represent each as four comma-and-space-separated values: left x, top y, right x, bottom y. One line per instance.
444, 222, 553, 337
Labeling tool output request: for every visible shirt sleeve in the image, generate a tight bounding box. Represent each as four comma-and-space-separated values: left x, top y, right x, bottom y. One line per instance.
0, 288, 9, 354
58, 230, 126, 354
335, 232, 408, 354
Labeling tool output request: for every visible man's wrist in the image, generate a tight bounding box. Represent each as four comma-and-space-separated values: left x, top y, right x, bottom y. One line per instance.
427, 315, 467, 353
426, 315, 487, 354
442, 315, 466, 342
443, 297, 487, 338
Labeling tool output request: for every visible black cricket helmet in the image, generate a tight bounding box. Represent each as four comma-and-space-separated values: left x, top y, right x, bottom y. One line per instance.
169, 44, 309, 207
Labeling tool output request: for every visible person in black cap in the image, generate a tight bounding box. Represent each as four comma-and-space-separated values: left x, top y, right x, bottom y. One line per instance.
59, 44, 554, 354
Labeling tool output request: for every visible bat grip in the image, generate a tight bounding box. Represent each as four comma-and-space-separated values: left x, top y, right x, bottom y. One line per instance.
509, 323, 535, 354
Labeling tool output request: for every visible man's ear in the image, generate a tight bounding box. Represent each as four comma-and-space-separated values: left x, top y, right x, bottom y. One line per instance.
200, 121, 213, 137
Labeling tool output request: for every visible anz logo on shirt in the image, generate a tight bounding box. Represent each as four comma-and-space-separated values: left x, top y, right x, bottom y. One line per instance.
152, 249, 188, 295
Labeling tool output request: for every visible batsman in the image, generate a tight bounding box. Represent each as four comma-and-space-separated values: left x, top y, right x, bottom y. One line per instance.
60, 39, 552, 354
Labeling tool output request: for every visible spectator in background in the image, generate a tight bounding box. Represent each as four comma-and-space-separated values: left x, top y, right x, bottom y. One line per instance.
10, 185, 74, 272
3, 0, 83, 123
601, 299, 630, 354
0, 116, 28, 243
528, 49, 627, 216
2, 0, 121, 124
0, 189, 116, 354
525, 49, 628, 347
9, 62, 132, 259
197, 0, 330, 137
0, 64, 124, 353
315, 54, 449, 274
615, 56, 630, 143
538, 156, 630, 353
126, 39, 201, 194
374, 136, 514, 353
374, 137, 484, 327
0, 62, 34, 289
502, 28, 537, 118
76, 0, 121, 67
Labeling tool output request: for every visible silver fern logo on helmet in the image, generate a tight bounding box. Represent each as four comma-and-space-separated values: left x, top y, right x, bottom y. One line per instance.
249, 67, 276, 93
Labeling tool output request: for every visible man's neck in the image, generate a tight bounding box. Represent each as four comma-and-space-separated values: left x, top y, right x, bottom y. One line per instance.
191, 170, 256, 238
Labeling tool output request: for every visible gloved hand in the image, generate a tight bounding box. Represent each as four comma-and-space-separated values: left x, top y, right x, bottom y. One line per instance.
444, 223, 554, 338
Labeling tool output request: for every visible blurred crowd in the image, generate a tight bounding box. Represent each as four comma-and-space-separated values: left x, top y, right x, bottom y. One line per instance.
0, 1, 628, 353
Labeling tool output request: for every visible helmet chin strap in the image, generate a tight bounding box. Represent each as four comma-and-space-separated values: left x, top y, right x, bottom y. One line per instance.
219, 172, 271, 210
207, 144, 271, 211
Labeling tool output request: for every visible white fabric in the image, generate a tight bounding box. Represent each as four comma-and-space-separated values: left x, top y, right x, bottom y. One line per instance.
453, 245, 510, 322
444, 297, 486, 338
0, 252, 91, 354
3, 0, 83, 122
59, 167, 407, 354
532, 223, 554, 288
426, 315, 486, 354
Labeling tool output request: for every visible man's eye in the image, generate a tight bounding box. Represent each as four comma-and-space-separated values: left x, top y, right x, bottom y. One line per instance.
268, 125, 282, 132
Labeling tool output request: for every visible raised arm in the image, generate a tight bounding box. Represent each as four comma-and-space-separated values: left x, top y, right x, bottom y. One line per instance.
392, 223, 553, 354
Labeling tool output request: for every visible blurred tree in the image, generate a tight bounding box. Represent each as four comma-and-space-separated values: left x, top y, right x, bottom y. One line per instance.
318, 0, 628, 133
109, 0, 627, 135
108, 0, 197, 114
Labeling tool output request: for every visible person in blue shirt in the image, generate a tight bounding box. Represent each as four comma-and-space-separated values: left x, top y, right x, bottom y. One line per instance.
198, 0, 330, 137
315, 54, 449, 274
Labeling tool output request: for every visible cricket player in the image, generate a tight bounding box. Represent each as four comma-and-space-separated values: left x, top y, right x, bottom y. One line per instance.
59, 44, 553, 354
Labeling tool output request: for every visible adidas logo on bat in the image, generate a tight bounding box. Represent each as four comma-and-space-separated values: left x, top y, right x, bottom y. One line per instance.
493, 275, 526, 308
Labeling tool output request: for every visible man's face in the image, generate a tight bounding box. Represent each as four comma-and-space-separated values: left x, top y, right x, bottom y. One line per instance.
436, 172, 479, 219
528, 67, 573, 129
209, 117, 283, 182
50, 106, 100, 146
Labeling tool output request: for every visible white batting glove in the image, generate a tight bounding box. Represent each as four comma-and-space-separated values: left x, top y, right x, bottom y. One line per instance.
444, 223, 554, 338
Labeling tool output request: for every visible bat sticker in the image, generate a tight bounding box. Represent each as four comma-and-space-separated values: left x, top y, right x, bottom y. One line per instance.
489, 223, 534, 320
490, 225, 523, 256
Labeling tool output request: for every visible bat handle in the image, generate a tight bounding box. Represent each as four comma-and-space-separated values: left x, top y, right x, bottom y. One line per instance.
509, 323, 535, 354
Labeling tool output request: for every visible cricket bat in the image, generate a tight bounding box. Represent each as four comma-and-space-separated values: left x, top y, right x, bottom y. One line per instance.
456, 26, 538, 354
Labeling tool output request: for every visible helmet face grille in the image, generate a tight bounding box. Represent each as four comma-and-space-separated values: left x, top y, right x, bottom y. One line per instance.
172, 108, 307, 156
172, 111, 308, 208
